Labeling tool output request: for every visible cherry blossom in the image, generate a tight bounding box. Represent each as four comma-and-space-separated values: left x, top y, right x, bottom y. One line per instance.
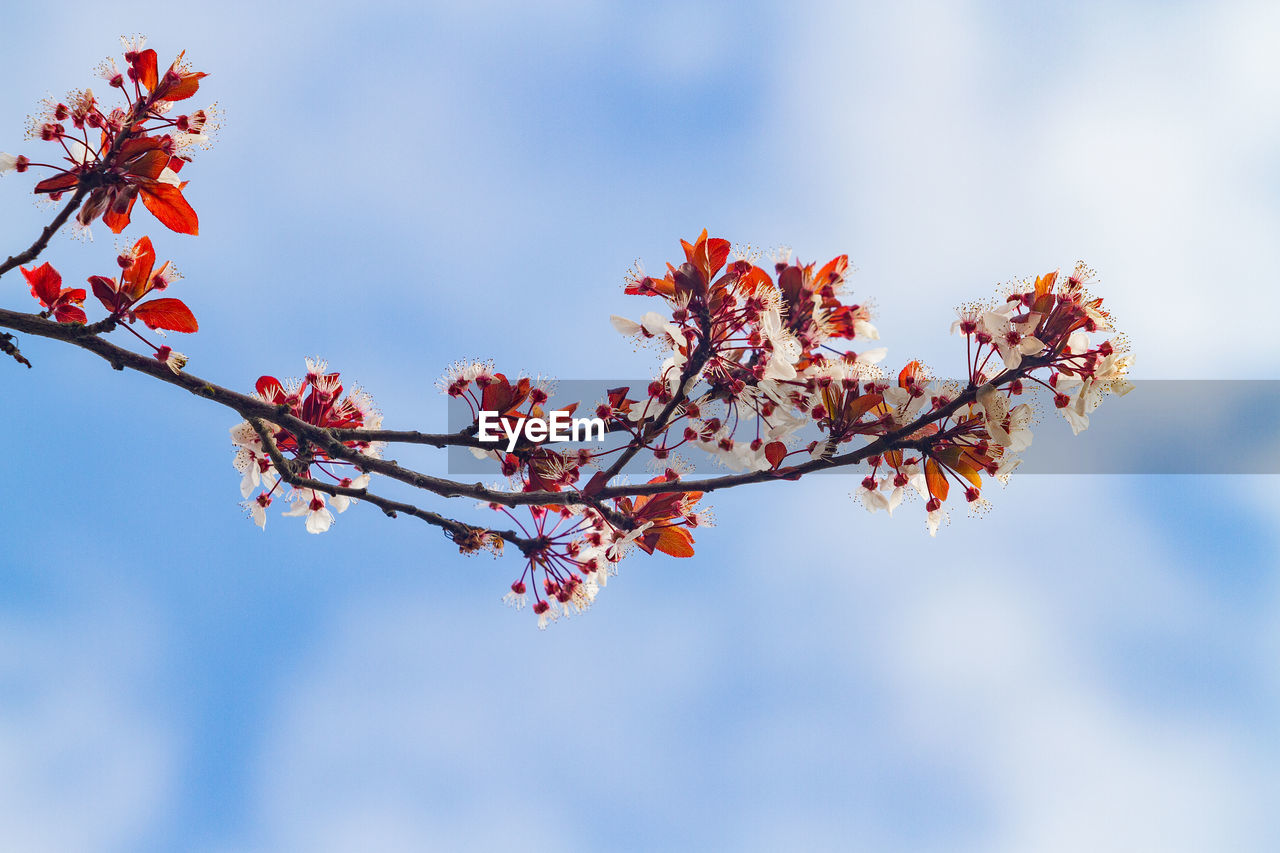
0, 44, 1137, 627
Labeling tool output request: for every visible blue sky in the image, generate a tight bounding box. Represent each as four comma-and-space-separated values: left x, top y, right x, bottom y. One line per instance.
2, 1, 1279, 851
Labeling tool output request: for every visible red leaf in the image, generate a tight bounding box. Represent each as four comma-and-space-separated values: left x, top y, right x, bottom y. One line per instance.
103, 193, 138, 234
53, 305, 87, 325
118, 135, 168, 160
256, 376, 285, 403
89, 275, 123, 313
924, 458, 949, 502
649, 525, 695, 558
125, 149, 172, 181
844, 392, 883, 423
481, 374, 530, 414
706, 237, 731, 278
898, 360, 924, 389
132, 297, 198, 333
32, 172, 80, 194
736, 265, 772, 295
814, 254, 849, 286
764, 441, 787, 470
21, 263, 62, 308
136, 49, 159, 91
581, 470, 610, 497
139, 183, 199, 235
937, 447, 983, 489
157, 70, 207, 102
121, 236, 157, 299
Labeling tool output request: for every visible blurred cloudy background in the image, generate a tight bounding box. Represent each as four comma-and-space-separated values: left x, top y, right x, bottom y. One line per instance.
2, 0, 1278, 850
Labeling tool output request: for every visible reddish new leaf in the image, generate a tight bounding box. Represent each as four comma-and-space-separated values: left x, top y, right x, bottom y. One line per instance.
581, 470, 610, 497
136, 49, 159, 91
924, 458, 950, 502
54, 304, 88, 325
764, 441, 787, 470
132, 297, 198, 333
89, 275, 124, 313
256, 376, 286, 404
844, 392, 883, 423
898, 360, 924, 389
814, 254, 850, 287
33, 172, 80, 194
154, 55, 208, 102
139, 183, 199, 235
937, 447, 983, 489
21, 263, 61, 307
650, 525, 696, 558
103, 193, 139, 234
121, 236, 157, 299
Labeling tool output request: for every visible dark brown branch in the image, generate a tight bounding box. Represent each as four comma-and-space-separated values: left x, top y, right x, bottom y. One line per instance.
328, 426, 490, 449
0, 306, 1046, 517
571, 359, 1046, 501
0, 307, 496, 494
0, 185, 90, 278
1, 331, 32, 367
247, 418, 537, 554
596, 301, 715, 481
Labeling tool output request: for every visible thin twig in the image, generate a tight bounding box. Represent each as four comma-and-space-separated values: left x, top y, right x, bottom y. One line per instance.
247, 418, 536, 553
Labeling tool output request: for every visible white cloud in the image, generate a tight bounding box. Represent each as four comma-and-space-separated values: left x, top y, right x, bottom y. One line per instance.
0, 597, 176, 852
766, 0, 1280, 377
235, 472, 1279, 851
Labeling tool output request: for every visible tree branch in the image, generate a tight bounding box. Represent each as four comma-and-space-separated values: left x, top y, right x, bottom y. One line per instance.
0, 306, 1047, 514
247, 418, 536, 554
0, 186, 90, 279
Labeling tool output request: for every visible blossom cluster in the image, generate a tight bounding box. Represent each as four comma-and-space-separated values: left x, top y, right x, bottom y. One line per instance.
431, 232, 1131, 624
21, 234, 199, 368
0, 36, 214, 235
1, 42, 1133, 629
230, 359, 385, 533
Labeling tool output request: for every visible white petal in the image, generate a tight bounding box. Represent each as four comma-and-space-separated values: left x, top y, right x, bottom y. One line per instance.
926, 509, 945, 537
989, 421, 1012, 447
908, 471, 929, 500
239, 465, 259, 499
1062, 406, 1089, 435
1066, 331, 1090, 354
230, 421, 260, 448
66, 139, 97, 166
763, 353, 796, 381
0, 152, 16, 173
305, 507, 334, 534
981, 311, 1010, 335
856, 347, 888, 364
883, 387, 909, 408
640, 311, 670, 337
976, 383, 1005, 419
853, 319, 879, 340
885, 487, 904, 515
610, 315, 642, 336
861, 488, 890, 514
